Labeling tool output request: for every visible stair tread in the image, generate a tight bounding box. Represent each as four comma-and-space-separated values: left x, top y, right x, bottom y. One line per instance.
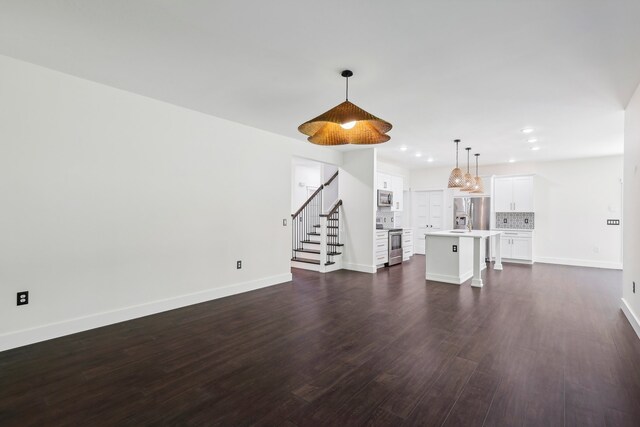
313, 225, 339, 229
294, 248, 342, 255
291, 257, 320, 265
308, 232, 339, 237
300, 240, 344, 246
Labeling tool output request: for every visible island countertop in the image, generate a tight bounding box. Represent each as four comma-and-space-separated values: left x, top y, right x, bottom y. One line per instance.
425, 230, 503, 239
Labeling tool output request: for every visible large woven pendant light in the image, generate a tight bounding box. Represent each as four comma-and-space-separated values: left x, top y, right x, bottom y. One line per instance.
447, 139, 464, 188
298, 70, 392, 145
471, 153, 485, 193
460, 147, 476, 192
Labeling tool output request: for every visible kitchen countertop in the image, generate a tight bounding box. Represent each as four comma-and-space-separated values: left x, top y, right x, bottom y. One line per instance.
425, 230, 503, 239
491, 228, 534, 232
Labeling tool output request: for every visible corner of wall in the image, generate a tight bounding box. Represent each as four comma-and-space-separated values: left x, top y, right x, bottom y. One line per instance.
622, 80, 640, 340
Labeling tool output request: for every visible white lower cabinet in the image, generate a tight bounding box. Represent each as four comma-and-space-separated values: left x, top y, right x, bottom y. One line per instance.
376, 230, 389, 266
499, 230, 533, 263
402, 229, 413, 261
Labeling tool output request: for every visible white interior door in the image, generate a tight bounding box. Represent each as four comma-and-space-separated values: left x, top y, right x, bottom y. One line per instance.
428, 192, 443, 231
413, 191, 429, 254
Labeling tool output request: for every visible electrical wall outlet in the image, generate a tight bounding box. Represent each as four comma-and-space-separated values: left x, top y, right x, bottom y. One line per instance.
282, 219, 287, 226
17, 291, 29, 306
237, 260, 242, 269
606, 219, 620, 225
452, 245, 458, 253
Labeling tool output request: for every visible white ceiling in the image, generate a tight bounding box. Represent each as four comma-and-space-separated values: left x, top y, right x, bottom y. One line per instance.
1, 1, 639, 169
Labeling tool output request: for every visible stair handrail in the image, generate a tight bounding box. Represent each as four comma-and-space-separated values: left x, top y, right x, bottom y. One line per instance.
323, 170, 339, 187
320, 200, 342, 218
291, 170, 339, 219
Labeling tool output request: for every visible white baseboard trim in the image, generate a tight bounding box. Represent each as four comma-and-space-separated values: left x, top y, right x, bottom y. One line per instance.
0, 273, 292, 353
621, 298, 640, 341
426, 271, 473, 285
343, 263, 376, 274
535, 256, 622, 270
502, 258, 534, 265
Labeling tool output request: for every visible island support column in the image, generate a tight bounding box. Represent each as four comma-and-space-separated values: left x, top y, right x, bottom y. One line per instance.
494, 235, 503, 270
471, 237, 484, 288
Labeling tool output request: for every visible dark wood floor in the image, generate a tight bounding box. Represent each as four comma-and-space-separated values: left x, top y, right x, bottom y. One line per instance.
1, 257, 639, 426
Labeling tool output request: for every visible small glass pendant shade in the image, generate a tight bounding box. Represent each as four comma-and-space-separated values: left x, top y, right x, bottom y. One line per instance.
447, 139, 464, 188
448, 167, 464, 188
461, 172, 476, 192
471, 153, 484, 193
460, 147, 476, 192
471, 176, 484, 193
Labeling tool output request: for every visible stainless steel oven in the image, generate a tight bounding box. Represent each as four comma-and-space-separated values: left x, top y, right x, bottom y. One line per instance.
388, 229, 403, 266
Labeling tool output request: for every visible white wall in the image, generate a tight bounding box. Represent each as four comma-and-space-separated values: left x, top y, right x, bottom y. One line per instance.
622, 83, 640, 338
411, 156, 624, 269
321, 163, 339, 212
339, 149, 377, 273
291, 161, 321, 212
0, 54, 339, 351
377, 160, 411, 190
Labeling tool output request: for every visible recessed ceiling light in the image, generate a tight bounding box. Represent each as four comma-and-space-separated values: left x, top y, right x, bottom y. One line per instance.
400, 145, 408, 151
521, 128, 534, 134
531, 146, 540, 151
427, 157, 434, 162
527, 138, 538, 143
509, 159, 516, 163
415, 153, 422, 158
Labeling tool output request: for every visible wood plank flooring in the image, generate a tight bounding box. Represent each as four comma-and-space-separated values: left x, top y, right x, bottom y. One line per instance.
1, 257, 639, 426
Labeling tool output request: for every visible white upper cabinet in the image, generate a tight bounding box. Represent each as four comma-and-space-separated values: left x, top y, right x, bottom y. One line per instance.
377, 173, 392, 191
493, 178, 513, 212
391, 175, 404, 211
493, 176, 534, 212
377, 172, 404, 211
511, 177, 534, 212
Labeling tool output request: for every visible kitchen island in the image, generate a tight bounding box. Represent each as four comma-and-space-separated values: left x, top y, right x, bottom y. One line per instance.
425, 230, 503, 288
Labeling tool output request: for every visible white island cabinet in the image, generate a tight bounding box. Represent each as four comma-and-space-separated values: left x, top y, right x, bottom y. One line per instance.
425, 230, 503, 288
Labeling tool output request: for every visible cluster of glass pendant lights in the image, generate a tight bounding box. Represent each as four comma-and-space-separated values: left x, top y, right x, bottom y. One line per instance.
447, 139, 484, 193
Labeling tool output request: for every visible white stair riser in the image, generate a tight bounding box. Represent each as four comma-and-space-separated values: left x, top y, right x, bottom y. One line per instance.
290, 261, 321, 271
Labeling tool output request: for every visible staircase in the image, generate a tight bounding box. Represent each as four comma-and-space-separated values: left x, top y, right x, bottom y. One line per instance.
291, 171, 344, 273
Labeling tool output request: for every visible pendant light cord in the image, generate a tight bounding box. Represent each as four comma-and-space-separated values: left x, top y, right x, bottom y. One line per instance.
345, 76, 349, 101
466, 148, 471, 173
475, 154, 479, 175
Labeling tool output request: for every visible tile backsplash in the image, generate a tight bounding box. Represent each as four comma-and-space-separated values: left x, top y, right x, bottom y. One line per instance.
495, 212, 535, 229
376, 210, 403, 228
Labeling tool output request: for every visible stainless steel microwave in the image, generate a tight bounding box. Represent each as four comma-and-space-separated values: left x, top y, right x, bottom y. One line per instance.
377, 190, 393, 207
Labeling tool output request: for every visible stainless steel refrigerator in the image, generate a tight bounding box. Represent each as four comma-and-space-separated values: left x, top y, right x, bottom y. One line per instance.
453, 197, 491, 231
454, 196, 492, 260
